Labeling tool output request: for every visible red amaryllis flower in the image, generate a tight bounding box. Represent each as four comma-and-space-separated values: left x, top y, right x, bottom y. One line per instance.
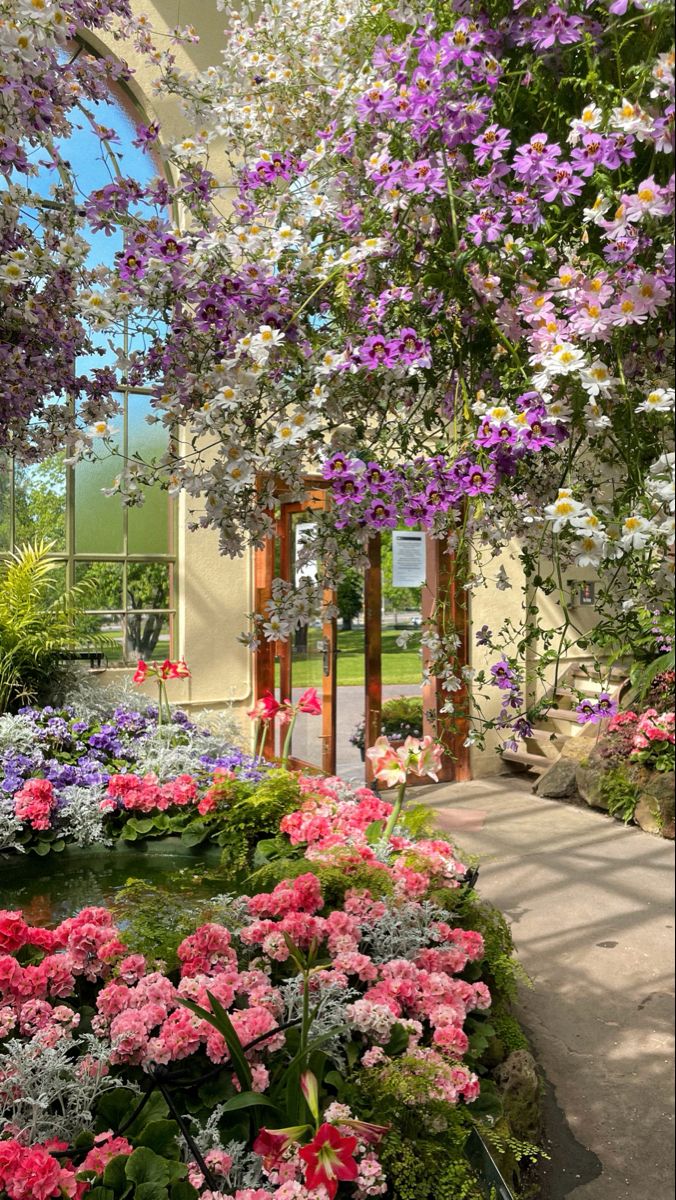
252, 1128, 289, 1163
248, 691, 281, 721
296, 687, 322, 715
132, 659, 149, 684
299, 1124, 359, 1198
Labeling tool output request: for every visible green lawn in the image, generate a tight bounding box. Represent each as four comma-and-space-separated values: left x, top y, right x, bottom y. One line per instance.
278, 627, 423, 688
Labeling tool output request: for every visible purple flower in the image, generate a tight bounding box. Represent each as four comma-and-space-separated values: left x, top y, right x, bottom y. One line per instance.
359, 335, 400, 369
540, 164, 584, 207
466, 207, 507, 245
513, 134, 562, 182
323, 453, 362, 481
401, 159, 446, 195
332, 474, 367, 504
491, 660, 516, 689
365, 499, 398, 528
394, 328, 431, 366
473, 124, 511, 165
476, 625, 493, 646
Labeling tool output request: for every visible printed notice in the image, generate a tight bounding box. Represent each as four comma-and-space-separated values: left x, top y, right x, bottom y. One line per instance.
392, 530, 426, 588
295, 522, 317, 582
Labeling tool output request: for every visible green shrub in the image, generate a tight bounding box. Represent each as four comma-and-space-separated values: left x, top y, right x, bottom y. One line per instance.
0, 541, 105, 713
600, 764, 640, 823
350, 695, 423, 752
212, 769, 303, 878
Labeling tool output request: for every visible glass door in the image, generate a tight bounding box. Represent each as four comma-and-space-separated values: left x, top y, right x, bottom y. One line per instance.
277, 493, 337, 775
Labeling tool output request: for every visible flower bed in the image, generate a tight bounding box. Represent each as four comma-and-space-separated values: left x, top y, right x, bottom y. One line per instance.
0, 703, 267, 857
0, 709, 538, 1199
575, 673, 675, 837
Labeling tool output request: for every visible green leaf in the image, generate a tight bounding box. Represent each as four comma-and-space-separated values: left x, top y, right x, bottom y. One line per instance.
170, 1185, 199, 1200
103, 1154, 130, 1191
170, 1184, 199, 1200
177, 994, 252, 1091
219, 1090, 284, 1117
181, 825, 209, 848
384, 1022, 410, 1058
129, 818, 155, 835
136, 1120, 181, 1159
365, 819, 385, 843
84, 1189, 115, 1200
125, 1148, 171, 1187
470, 1080, 503, 1121
133, 1185, 169, 1200
96, 1088, 139, 1131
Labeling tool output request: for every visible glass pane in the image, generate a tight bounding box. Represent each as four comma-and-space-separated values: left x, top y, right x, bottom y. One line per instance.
74, 433, 123, 554
124, 613, 171, 664
80, 612, 124, 663
76, 561, 123, 611
287, 513, 324, 769
14, 455, 67, 551
126, 562, 170, 610
127, 394, 170, 554
0, 458, 10, 550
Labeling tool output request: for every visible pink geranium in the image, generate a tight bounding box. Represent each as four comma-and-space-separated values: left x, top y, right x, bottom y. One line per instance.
14, 778, 56, 831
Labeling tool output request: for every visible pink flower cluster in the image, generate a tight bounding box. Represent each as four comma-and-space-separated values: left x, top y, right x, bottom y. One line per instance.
13, 778, 56, 831
0, 777, 494, 1197
102, 772, 197, 813
630, 709, 675, 750
0, 1140, 78, 1200
280, 782, 467, 895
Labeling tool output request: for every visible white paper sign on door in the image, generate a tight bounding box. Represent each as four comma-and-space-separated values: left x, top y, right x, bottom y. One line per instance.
391, 530, 426, 588
295, 522, 317, 582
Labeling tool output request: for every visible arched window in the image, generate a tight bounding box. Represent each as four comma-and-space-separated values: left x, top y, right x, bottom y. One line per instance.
0, 80, 176, 666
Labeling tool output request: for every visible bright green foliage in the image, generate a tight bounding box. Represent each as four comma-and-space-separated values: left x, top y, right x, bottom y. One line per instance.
347, 1061, 485, 1200
111, 880, 207, 970
246, 854, 395, 906
600, 766, 640, 824
213, 769, 303, 878
0, 540, 103, 712
447, 889, 529, 1001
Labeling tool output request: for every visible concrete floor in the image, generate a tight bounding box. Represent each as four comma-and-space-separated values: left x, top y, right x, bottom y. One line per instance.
413, 774, 675, 1200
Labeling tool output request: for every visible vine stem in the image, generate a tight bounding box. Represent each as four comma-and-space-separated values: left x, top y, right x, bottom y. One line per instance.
152, 1071, 219, 1191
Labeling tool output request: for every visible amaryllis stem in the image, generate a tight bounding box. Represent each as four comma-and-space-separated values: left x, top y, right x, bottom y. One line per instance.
281, 711, 297, 766
383, 781, 407, 842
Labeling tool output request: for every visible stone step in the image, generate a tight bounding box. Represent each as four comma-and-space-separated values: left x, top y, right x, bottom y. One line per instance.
501, 748, 551, 772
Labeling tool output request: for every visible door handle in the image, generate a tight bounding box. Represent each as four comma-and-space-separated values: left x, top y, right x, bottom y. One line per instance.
322, 645, 341, 676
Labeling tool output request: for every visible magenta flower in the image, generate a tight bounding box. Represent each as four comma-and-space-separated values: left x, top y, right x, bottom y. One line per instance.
540, 165, 584, 207
365, 499, 398, 528
359, 335, 400, 369
513, 134, 562, 181
473, 124, 511, 165
394, 327, 431, 365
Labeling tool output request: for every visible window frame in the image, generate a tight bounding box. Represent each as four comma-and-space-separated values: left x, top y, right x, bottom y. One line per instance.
1, 384, 178, 668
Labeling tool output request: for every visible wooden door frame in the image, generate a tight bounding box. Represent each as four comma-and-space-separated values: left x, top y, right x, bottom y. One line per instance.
363, 532, 471, 784
253, 481, 337, 775
255, 489, 472, 783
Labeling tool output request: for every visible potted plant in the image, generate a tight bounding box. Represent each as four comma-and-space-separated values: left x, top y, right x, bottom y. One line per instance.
350, 695, 424, 760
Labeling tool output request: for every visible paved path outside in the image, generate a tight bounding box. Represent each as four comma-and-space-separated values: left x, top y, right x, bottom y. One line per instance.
411, 774, 675, 1200
291, 684, 421, 780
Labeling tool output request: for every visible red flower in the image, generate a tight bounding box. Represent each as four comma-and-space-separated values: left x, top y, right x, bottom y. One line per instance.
132, 659, 148, 684
297, 687, 322, 715
299, 1124, 359, 1198
248, 691, 281, 721
252, 1128, 290, 1163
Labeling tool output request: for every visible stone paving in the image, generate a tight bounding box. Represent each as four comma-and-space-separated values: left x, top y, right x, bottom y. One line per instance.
411, 774, 676, 1200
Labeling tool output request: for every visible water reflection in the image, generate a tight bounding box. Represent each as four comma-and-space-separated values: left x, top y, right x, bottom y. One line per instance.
0, 845, 222, 924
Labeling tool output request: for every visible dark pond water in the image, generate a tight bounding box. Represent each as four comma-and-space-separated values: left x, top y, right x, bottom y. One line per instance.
0, 840, 223, 924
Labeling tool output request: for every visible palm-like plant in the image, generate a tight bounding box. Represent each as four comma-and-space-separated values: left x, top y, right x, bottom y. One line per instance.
0, 540, 103, 713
